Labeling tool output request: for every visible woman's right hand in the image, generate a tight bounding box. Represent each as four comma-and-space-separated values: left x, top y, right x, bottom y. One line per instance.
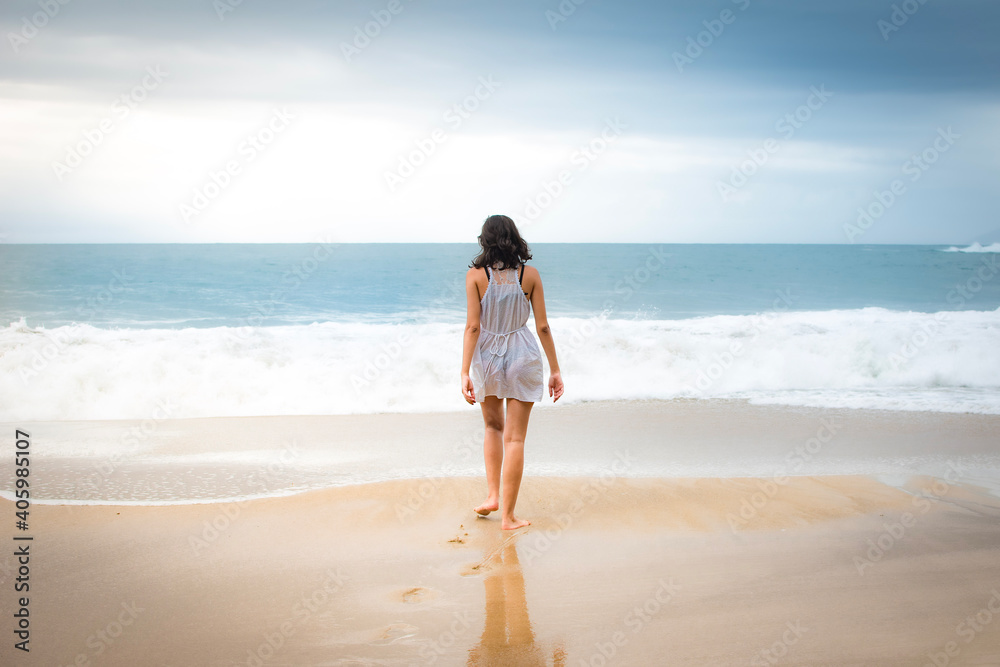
548, 371, 564, 402
461, 373, 476, 404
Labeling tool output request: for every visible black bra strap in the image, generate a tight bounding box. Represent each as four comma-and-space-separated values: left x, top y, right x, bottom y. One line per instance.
519, 264, 524, 283
484, 266, 490, 281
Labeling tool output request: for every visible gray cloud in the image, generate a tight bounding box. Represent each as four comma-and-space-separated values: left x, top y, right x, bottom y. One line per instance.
0, 0, 997, 243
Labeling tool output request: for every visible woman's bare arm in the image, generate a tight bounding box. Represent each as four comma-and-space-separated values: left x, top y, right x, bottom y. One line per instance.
460, 268, 482, 403
525, 266, 564, 401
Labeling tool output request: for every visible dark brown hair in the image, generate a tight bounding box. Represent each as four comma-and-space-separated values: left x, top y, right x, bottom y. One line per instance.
470, 214, 532, 270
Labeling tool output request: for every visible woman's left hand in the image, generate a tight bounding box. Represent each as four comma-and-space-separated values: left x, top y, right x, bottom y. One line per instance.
461, 374, 476, 404
548, 371, 564, 402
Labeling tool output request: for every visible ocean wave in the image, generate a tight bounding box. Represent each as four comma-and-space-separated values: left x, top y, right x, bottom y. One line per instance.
940, 242, 1000, 253
2, 307, 999, 420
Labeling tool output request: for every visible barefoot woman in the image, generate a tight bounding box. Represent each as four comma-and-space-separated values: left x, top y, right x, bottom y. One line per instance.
461, 214, 564, 530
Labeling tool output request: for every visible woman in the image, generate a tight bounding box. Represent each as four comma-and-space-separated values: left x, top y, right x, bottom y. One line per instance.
461, 214, 564, 530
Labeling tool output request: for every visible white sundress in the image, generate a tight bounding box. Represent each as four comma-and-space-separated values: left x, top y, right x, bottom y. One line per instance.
470, 264, 544, 403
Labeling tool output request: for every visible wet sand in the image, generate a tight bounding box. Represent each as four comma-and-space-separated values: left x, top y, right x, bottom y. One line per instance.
7, 399, 1000, 505
4, 473, 1000, 666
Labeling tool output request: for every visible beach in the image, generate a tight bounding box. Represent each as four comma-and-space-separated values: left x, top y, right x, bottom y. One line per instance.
3, 243, 1000, 665
4, 400, 1000, 666
4, 0, 999, 659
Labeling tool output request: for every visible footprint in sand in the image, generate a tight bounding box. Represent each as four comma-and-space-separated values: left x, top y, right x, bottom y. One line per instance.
459, 561, 495, 577
446, 526, 470, 545
369, 622, 419, 645
398, 586, 438, 604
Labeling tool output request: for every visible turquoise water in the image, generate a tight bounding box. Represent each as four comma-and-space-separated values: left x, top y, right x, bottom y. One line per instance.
1, 243, 998, 419
1, 243, 998, 327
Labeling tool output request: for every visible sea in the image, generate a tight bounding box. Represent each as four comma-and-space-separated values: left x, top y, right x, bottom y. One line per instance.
3, 241, 1000, 505
2, 242, 1000, 422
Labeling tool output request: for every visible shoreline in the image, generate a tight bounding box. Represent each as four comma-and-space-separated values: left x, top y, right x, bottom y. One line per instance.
6, 468, 1000, 509
5, 473, 1000, 665
3, 399, 1000, 507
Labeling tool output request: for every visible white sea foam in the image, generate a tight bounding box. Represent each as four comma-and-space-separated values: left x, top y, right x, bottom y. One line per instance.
941, 242, 1000, 253
2, 307, 999, 421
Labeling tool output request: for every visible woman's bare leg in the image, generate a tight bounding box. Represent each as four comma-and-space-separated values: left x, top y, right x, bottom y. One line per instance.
501, 398, 533, 530
475, 396, 504, 515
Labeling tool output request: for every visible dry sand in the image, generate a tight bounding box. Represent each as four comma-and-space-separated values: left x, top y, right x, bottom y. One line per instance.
4, 472, 1000, 666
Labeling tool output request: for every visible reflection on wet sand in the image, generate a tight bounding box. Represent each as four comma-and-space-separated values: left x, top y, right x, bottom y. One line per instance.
467, 536, 565, 666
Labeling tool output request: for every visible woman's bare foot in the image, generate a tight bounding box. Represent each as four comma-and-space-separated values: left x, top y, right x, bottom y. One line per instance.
474, 500, 499, 516
501, 516, 530, 530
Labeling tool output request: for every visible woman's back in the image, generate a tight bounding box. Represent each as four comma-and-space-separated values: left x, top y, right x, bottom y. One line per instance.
480, 265, 530, 335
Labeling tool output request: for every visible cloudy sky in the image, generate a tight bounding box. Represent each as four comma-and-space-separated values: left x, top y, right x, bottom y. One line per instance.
1, 0, 997, 243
